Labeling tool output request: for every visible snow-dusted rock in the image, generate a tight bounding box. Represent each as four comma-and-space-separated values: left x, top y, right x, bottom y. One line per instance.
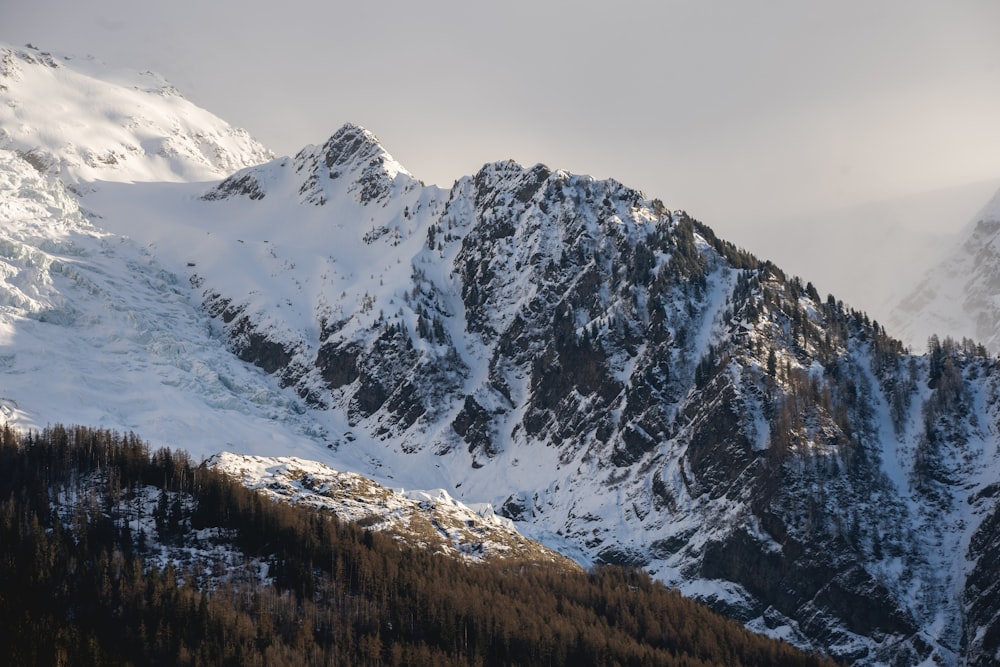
208, 452, 573, 565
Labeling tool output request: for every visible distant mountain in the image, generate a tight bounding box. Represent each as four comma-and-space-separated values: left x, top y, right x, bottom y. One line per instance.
725, 180, 1000, 321
888, 186, 1000, 355
2, 40, 1000, 666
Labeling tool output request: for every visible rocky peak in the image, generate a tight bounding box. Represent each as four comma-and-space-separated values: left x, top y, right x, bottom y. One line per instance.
203, 122, 424, 207
319, 123, 394, 174
292, 123, 417, 206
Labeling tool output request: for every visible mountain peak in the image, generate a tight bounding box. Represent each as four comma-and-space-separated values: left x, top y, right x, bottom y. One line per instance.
203, 122, 426, 207
322, 123, 385, 166
888, 180, 1000, 353
315, 122, 408, 182
283, 123, 417, 206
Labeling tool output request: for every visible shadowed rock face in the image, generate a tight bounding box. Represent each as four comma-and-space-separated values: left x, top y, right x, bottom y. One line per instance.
965, 487, 1000, 667
192, 137, 1000, 666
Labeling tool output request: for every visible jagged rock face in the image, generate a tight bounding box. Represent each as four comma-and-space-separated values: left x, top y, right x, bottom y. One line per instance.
301, 123, 404, 206
187, 136, 1000, 665
965, 487, 1000, 667
205, 123, 417, 207
447, 163, 662, 459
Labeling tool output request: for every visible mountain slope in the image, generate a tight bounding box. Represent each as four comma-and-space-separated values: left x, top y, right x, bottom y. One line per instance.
0, 41, 326, 455
208, 451, 574, 566
2, 42, 1000, 666
0, 42, 272, 184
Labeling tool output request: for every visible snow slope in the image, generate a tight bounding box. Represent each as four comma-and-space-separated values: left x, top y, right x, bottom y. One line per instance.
0, 147, 328, 456
0, 43, 272, 184
0, 40, 330, 454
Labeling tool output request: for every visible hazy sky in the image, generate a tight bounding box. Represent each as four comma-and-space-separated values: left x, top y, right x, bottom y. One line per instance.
4, 1, 1000, 316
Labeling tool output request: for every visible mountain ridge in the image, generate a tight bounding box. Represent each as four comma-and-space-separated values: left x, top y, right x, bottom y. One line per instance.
207, 451, 577, 566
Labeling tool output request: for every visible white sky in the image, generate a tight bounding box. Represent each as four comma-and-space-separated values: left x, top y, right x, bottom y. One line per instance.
4, 0, 1000, 316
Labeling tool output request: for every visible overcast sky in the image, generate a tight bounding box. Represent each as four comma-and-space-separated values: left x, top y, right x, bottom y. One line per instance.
4, 1, 1000, 316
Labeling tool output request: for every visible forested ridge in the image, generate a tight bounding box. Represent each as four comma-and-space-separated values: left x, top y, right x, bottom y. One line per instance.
0, 425, 836, 666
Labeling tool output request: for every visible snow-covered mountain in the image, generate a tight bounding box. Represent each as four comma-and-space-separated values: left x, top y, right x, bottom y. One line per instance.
3, 41, 1000, 666
888, 186, 1000, 355
0, 43, 272, 184
190, 135, 1000, 665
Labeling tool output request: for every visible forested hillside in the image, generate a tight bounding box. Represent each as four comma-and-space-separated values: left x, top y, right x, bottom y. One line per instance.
0, 425, 835, 666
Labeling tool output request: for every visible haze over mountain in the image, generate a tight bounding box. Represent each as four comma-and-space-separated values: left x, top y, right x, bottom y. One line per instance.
729, 179, 1000, 321
3, 41, 1000, 666
5, 2, 1000, 322
888, 186, 1000, 354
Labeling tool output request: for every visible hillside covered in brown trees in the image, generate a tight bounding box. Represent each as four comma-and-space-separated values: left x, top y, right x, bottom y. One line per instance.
0, 424, 836, 666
